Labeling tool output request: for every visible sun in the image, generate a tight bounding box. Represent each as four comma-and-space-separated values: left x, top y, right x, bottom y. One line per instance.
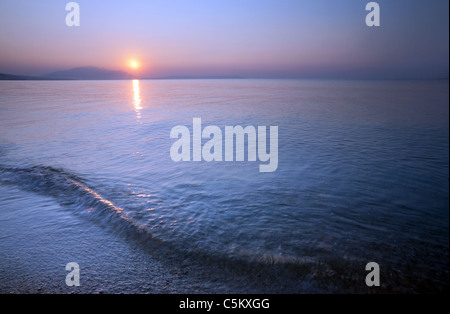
129, 60, 139, 70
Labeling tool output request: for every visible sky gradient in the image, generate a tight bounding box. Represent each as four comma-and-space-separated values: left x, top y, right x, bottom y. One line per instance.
0, 0, 448, 79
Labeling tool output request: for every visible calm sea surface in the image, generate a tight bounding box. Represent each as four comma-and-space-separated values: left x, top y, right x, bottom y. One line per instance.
0, 79, 448, 292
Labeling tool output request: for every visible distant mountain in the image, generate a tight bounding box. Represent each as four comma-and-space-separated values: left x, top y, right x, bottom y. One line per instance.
0, 73, 46, 80
0, 67, 132, 80
1, 68, 243, 81
43, 66, 132, 80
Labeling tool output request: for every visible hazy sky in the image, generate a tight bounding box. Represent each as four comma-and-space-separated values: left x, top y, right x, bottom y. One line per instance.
0, 0, 448, 78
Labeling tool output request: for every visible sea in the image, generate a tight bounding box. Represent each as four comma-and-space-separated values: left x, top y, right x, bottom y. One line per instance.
0, 79, 448, 293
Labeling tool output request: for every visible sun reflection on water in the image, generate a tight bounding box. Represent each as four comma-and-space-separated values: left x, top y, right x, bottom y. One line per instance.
132, 79, 142, 122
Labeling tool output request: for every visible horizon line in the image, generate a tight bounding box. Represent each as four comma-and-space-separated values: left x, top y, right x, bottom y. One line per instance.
1, 71, 448, 82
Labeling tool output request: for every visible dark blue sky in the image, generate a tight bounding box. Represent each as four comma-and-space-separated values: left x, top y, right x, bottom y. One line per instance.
0, 0, 448, 78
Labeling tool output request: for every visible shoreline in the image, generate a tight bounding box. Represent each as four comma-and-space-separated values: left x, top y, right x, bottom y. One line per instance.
0, 184, 236, 294
0, 184, 321, 294
1, 182, 448, 294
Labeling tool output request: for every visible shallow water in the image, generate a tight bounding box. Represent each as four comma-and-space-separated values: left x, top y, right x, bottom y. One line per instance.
0, 79, 448, 293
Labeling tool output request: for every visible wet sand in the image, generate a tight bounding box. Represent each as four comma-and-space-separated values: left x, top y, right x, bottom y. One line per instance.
0, 184, 234, 294
0, 184, 314, 294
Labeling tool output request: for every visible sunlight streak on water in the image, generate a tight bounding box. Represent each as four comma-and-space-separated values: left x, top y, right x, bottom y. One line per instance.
132, 79, 142, 122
